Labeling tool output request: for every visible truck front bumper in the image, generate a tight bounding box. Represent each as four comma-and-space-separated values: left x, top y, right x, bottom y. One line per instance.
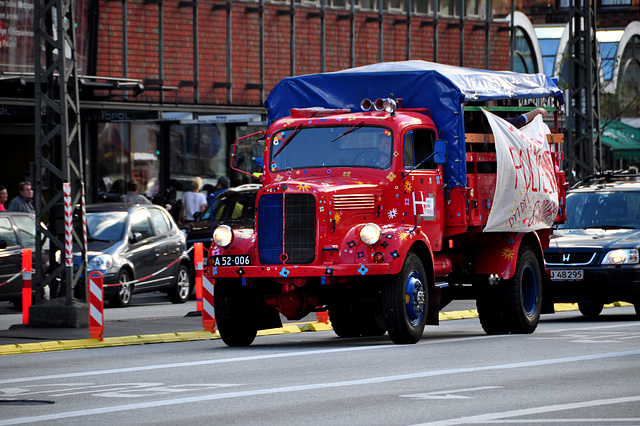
208, 263, 393, 280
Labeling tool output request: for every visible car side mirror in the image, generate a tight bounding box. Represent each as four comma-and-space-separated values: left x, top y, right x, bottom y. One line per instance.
193, 211, 203, 221
433, 139, 448, 164
129, 231, 143, 244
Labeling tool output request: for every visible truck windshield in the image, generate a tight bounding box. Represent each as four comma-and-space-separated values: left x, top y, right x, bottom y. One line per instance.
269, 125, 393, 171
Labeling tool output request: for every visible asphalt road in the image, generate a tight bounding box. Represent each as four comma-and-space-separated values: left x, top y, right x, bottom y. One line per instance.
1, 304, 638, 425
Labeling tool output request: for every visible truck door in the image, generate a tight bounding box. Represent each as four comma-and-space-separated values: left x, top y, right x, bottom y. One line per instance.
403, 129, 445, 251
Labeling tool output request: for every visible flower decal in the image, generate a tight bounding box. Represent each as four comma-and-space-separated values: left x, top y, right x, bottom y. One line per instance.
501, 246, 515, 260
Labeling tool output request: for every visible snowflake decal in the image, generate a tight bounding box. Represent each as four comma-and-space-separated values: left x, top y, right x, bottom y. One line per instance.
387, 208, 397, 219
501, 247, 515, 260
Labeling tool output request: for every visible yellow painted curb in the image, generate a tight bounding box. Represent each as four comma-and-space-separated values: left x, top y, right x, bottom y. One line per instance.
1, 302, 635, 355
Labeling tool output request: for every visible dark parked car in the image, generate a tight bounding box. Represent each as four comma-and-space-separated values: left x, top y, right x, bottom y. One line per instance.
0, 212, 42, 309
80, 203, 191, 307
180, 184, 260, 290
544, 170, 640, 317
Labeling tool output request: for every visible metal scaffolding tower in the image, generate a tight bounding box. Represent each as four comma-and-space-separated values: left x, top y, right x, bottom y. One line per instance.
567, 0, 602, 179
31, 0, 88, 327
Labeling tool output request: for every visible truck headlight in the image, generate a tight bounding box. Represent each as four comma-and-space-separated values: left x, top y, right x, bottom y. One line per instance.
213, 225, 233, 247
88, 254, 113, 271
360, 223, 382, 246
602, 249, 639, 265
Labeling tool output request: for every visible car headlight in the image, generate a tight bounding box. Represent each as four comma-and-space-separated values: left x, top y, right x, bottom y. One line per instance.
602, 249, 639, 265
88, 254, 113, 271
359, 223, 382, 246
213, 225, 233, 247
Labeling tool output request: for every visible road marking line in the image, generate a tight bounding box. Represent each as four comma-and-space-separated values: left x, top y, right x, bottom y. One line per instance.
1, 349, 639, 425
411, 395, 640, 425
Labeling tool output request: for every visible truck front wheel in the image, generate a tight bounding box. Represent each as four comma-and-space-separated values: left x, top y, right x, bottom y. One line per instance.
383, 252, 428, 344
214, 279, 257, 347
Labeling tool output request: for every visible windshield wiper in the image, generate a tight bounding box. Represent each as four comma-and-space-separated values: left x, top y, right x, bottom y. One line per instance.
273, 124, 302, 159
330, 121, 364, 143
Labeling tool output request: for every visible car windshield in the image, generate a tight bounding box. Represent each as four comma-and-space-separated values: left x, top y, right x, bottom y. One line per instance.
269, 125, 393, 171
202, 192, 256, 222
87, 211, 128, 241
559, 191, 640, 229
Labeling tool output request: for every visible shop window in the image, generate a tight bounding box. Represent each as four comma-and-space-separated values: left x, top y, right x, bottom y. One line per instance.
131, 123, 160, 200
169, 123, 228, 201
97, 122, 130, 201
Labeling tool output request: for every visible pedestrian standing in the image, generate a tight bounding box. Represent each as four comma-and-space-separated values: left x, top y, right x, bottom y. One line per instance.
0, 186, 7, 211
7, 181, 34, 213
180, 176, 208, 222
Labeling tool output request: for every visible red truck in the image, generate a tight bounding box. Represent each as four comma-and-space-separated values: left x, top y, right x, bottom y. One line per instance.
207, 61, 566, 346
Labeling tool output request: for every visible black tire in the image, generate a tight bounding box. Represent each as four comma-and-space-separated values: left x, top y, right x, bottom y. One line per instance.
168, 264, 190, 304
476, 276, 510, 335
578, 302, 604, 317
502, 245, 543, 334
383, 252, 428, 344
328, 302, 386, 338
214, 279, 257, 347
328, 303, 361, 337
110, 270, 133, 308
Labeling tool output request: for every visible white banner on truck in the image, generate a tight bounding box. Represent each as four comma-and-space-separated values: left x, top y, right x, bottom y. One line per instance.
482, 110, 559, 233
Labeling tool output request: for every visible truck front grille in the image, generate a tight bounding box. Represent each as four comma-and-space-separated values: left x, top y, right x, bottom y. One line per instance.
257, 193, 316, 265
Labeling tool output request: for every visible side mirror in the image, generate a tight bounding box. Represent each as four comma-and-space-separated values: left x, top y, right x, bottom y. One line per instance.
129, 231, 143, 244
192, 211, 203, 221
433, 139, 448, 164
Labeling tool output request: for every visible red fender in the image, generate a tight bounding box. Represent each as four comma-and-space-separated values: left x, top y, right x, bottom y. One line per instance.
474, 231, 545, 280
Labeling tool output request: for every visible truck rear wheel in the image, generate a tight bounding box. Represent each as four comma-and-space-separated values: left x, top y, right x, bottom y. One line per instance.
502, 245, 542, 334
214, 279, 257, 347
383, 252, 427, 344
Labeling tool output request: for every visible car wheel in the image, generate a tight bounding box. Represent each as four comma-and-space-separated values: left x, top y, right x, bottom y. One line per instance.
214, 279, 257, 347
109, 270, 133, 308
168, 264, 190, 304
578, 302, 603, 317
383, 252, 427, 344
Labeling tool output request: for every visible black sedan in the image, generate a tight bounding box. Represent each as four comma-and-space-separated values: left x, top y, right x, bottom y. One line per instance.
81, 203, 191, 307
180, 183, 259, 260
544, 170, 640, 317
0, 212, 42, 309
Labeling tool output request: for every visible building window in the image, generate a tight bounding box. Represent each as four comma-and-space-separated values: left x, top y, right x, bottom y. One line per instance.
97, 122, 131, 201
600, 0, 631, 6
169, 123, 228, 200
439, 0, 460, 17
513, 27, 537, 74
414, 0, 431, 14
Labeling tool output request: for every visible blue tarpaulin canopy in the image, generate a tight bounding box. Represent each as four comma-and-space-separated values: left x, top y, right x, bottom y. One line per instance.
265, 60, 564, 187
